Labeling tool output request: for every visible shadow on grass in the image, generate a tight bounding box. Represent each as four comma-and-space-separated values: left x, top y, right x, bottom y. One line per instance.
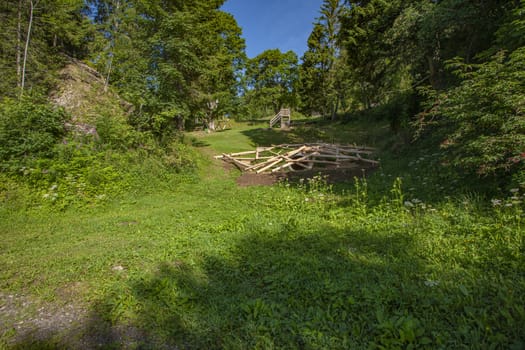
7, 225, 421, 349
190, 139, 210, 148
8, 221, 524, 349
241, 126, 327, 147
97, 226, 427, 349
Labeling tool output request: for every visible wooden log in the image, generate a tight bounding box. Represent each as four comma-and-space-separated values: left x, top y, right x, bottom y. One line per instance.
283, 145, 307, 158
355, 158, 380, 165
254, 147, 307, 173
288, 159, 340, 165
256, 146, 275, 151
222, 154, 250, 169
271, 162, 293, 172
305, 154, 360, 161
273, 153, 314, 172
234, 156, 273, 161
216, 143, 378, 172
245, 154, 282, 171
321, 148, 373, 155
256, 158, 285, 173
230, 150, 257, 156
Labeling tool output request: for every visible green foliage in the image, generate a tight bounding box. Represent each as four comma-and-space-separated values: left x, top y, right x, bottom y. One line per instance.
0, 0, 92, 97
2, 170, 524, 348
87, 0, 246, 132
425, 48, 525, 176
244, 49, 299, 118
2, 140, 200, 210
495, 0, 525, 51
2, 119, 525, 348
299, 1, 348, 119
0, 97, 68, 164
0, 94, 200, 210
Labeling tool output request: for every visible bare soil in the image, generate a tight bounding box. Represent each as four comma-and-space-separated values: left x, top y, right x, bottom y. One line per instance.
236, 163, 378, 187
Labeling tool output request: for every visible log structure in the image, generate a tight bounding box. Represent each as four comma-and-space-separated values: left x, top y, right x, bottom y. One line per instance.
215, 143, 378, 174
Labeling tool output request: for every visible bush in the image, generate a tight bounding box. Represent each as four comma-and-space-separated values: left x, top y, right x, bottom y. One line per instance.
0, 97, 202, 209
0, 97, 68, 165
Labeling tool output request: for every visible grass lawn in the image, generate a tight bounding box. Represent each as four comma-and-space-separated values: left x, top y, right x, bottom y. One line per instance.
1, 120, 524, 349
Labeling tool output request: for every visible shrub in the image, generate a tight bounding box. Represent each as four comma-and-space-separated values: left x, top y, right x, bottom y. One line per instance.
0, 97, 68, 165
420, 48, 525, 177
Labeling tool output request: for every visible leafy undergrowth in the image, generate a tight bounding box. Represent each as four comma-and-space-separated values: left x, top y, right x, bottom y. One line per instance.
1, 121, 524, 349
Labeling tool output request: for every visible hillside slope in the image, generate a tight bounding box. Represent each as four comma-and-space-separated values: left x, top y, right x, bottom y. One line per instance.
50, 59, 132, 133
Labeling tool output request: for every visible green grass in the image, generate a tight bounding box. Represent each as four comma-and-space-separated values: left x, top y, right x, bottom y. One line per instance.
1, 120, 524, 349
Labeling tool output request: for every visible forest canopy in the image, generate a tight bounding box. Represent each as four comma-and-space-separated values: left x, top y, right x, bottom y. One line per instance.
0, 0, 524, 184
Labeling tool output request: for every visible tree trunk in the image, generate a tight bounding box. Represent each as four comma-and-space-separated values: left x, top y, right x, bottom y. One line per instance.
20, 0, 37, 98
331, 97, 339, 121
104, 0, 120, 93
208, 118, 216, 131
16, 0, 22, 88
104, 56, 113, 93
177, 116, 185, 131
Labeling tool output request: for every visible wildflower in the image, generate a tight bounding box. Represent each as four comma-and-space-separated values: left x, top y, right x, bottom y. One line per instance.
505, 203, 513, 207
42, 193, 50, 199
510, 188, 519, 193
424, 280, 439, 287
50, 184, 58, 191
412, 199, 422, 204
491, 199, 502, 206
404, 201, 414, 207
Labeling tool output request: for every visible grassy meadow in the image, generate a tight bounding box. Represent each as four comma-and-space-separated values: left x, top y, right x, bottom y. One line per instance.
1, 119, 524, 349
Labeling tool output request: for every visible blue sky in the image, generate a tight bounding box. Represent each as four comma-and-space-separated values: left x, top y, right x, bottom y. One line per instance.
221, 0, 323, 59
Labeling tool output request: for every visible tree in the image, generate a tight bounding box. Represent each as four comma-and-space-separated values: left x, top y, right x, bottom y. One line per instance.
20, 0, 38, 97
0, 0, 91, 97
245, 49, 299, 118
300, 0, 348, 119
421, 49, 525, 176
87, 0, 245, 133
416, 0, 525, 176
339, 0, 402, 109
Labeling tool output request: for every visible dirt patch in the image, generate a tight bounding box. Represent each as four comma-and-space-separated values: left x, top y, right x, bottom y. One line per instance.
236, 163, 377, 187
0, 292, 166, 349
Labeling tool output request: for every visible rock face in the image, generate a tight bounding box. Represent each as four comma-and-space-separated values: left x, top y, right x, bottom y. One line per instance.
50, 58, 133, 136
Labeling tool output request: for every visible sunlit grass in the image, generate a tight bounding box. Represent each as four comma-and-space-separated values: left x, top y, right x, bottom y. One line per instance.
1, 119, 524, 349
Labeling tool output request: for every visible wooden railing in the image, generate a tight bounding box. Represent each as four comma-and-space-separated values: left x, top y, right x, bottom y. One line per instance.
269, 108, 291, 128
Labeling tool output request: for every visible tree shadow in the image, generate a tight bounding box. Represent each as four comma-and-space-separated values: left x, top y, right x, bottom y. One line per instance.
7, 222, 524, 348
189, 139, 210, 148
85, 224, 429, 349
241, 126, 327, 147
